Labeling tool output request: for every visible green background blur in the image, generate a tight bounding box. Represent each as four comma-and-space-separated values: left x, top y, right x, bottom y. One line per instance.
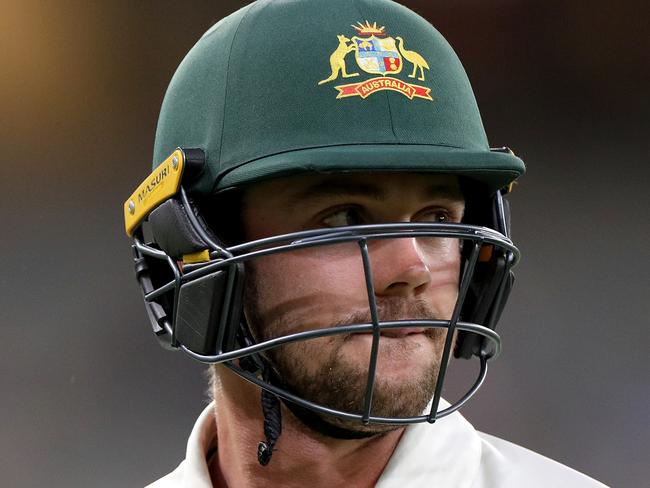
1, 1, 647, 486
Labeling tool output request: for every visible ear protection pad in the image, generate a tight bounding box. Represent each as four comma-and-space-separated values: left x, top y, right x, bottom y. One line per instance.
455, 190, 514, 359
174, 262, 245, 355
455, 253, 513, 358
137, 190, 247, 355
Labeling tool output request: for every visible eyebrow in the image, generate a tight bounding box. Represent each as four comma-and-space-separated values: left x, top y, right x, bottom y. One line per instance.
285, 177, 464, 208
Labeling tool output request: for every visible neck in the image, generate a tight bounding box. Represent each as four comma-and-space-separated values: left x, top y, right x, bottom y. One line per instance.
210, 366, 403, 488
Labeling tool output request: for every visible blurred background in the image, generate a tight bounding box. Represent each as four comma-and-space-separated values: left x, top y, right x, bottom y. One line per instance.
1, 0, 648, 486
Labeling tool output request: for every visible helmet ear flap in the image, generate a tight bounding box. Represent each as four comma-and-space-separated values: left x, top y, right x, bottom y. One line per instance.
136, 184, 246, 356
455, 188, 515, 359
174, 262, 245, 355
493, 187, 512, 238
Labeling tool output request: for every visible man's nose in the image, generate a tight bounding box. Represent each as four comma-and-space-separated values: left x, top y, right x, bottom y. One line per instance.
370, 237, 432, 298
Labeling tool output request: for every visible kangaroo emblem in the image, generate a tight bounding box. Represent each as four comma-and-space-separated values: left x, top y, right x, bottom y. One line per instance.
318, 35, 359, 85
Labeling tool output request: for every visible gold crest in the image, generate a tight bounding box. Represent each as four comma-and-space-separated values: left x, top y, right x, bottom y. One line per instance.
318, 21, 432, 101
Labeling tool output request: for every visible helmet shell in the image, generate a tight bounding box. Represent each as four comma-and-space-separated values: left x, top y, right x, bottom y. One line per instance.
153, 0, 524, 195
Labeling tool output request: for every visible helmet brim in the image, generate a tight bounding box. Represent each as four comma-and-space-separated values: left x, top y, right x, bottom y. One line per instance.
215, 144, 525, 195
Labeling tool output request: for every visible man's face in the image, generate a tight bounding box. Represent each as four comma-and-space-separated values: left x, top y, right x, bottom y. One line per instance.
240, 172, 465, 433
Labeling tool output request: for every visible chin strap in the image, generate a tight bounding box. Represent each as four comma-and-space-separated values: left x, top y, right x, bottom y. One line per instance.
281, 399, 377, 440
237, 321, 283, 467
237, 321, 376, 466
240, 350, 379, 467
257, 368, 282, 466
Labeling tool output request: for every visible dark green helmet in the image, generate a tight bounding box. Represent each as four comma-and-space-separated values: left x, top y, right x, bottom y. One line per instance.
153, 0, 524, 196
126, 0, 524, 466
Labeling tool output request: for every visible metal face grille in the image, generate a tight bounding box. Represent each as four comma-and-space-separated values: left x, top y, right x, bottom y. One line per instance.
131, 189, 519, 426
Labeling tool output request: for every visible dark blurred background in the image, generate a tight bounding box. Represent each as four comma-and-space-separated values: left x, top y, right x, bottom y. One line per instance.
1, 1, 648, 486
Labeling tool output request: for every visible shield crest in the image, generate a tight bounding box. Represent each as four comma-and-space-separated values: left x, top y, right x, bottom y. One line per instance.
352, 36, 402, 75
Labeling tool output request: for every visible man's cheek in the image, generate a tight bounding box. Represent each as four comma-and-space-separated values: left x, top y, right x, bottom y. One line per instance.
250, 252, 367, 331
434, 286, 460, 320
256, 250, 364, 299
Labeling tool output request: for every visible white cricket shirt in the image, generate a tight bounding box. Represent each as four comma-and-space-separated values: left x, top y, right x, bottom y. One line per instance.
146, 402, 607, 487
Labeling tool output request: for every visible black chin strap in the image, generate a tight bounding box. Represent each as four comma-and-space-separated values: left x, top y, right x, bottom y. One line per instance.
257, 368, 282, 466
237, 319, 378, 467
239, 352, 376, 467
238, 322, 284, 467
280, 388, 377, 440
264, 362, 377, 440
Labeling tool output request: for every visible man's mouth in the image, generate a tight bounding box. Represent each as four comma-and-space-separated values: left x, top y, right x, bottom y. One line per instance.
352, 327, 426, 338
381, 328, 426, 337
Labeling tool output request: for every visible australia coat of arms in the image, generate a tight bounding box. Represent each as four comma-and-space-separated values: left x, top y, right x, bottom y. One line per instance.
318, 21, 432, 101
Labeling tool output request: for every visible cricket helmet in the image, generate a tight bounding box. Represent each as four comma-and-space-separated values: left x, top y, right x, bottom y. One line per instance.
124, 0, 524, 464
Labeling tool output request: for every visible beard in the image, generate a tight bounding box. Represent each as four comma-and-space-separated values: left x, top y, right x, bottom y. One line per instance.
243, 271, 450, 435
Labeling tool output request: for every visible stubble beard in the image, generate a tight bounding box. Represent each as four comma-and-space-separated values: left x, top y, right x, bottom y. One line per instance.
244, 275, 449, 435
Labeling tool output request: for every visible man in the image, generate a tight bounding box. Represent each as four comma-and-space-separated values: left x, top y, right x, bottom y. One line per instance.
123, 0, 607, 486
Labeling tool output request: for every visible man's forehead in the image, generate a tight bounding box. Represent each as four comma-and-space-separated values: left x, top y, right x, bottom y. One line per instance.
244, 172, 463, 205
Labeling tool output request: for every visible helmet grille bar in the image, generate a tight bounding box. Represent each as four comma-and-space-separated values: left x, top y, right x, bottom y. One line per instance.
215, 342, 493, 425
182, 320, 500, 363
358, 239, 381, 424
428, 239, 482, 422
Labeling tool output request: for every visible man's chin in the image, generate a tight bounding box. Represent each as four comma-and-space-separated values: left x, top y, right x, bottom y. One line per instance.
264, 330, 440, 433
342, 332, 442, 379
283, 397, 405, 439
316, 414, 404, 437
279, 365, 437, 427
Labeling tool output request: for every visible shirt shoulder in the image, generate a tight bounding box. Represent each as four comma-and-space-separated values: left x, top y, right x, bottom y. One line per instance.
474, 432, 609, 488
144, 402, 216, 488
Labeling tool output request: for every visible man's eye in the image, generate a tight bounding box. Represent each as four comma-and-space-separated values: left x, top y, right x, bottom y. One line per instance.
321, 207, 364, 227
418, 208, 454, 223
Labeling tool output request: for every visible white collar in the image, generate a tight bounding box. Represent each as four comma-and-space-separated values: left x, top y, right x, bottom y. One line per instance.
377, 400, 482, 487
178, 401, 217, 487
174, 399, 481, 488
